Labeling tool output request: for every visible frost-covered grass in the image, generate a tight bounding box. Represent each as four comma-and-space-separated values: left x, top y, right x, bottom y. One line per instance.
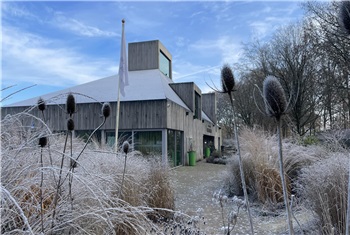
0, 112, 195, 235
298, 153, 348, 234
223, 127, 350, 233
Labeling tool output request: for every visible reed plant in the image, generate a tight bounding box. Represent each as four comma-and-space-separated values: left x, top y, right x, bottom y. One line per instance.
1, 94, 184, 234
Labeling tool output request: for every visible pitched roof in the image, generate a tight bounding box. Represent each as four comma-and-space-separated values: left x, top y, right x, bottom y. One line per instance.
6, 69, 190, 111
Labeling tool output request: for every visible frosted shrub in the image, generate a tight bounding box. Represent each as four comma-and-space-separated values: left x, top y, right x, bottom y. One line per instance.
1, 112, 177, 234
145, 160, 175, 221
224, 127, 324, 207
298, 153, 348, 234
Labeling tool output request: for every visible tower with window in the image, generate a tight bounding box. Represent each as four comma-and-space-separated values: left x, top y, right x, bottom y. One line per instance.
128, 40, 172, 79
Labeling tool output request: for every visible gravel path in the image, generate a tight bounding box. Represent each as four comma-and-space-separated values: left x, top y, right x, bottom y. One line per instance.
171, 160, 227, 234
171, 160, 315, 235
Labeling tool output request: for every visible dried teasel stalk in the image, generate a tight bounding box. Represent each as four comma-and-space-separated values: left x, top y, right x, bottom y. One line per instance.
102, 102, 111, 118
263, 75, 294, 235
38, 136, 47, 148
220, 64, 254, 235
263, 75, 287, 121
37, 97, 46, 111
67, 118, 75, 131
122, 141, 129, 154
66, 93, 76, 116
221, 64, 235, 95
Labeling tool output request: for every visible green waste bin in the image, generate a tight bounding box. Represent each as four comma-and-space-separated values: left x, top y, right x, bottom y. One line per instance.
188, 151, 196, 166
205, 147, 210, 158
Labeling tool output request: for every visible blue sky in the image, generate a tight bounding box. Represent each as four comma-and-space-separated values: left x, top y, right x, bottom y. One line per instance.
1, 1, 306, 106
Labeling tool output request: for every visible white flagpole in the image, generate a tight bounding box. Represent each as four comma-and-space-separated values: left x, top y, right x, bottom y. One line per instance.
115, 19, 125, 152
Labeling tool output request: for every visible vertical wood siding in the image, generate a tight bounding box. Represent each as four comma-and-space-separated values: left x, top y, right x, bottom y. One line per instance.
128, 40, 159, 71
2, 100, 167, 131
170, 83, 195, 111
202, 93, 217, 124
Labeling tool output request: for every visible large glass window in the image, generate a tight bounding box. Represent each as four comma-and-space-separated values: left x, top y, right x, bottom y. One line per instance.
106, 131, 132, 148
134, 131, 162, 155
159, 51, 170, 78
76, 130, 101, 143
167, 130, 183, 167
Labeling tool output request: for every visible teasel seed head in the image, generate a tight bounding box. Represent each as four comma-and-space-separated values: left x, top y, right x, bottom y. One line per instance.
37, 97, 46, 111
66, 93, 76, 116
122, 141, 130, 154
339, 1, 350, 35
70, 159, 77, 168
102, 102, 111, 118
263, 75, 287, 121
39, 136, 47, 148
67, 118, 75, 131
221, 64, 235, 94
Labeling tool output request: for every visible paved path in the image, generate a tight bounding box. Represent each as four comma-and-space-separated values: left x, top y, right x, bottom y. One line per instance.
171, 160, 314, 235
171, 160, 227, 234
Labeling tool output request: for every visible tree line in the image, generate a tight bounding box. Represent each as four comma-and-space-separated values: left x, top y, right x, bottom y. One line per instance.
218, 1, 350, 138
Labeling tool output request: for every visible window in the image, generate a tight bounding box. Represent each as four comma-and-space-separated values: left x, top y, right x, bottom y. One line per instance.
194, 92, 201, 119
106, 131, 132, 147
76, 130, 101, 143
134, 131, 162, 155
159, 50, 170, 78
167, 130, 183, 167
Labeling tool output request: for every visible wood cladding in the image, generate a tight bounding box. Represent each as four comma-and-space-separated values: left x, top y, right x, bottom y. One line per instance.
2, 100, 167, 131
128, 40, 172, 74
202, 93, 217, 124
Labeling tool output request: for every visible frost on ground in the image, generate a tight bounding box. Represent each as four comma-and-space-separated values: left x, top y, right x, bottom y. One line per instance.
172, 160, 316, 235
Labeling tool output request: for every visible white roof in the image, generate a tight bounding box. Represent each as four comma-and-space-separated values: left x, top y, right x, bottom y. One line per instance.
7, 69, 190, 111
7, 69, 217, 123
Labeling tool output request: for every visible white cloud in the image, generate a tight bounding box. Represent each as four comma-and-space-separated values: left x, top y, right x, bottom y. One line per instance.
2, 26, 117, 87
2, 2, 42, 22
172, 60, 222, 94
53, 13, 118, 37
248, 2, 302, 40
249, 16, 297, 39
189, 36, 244, 64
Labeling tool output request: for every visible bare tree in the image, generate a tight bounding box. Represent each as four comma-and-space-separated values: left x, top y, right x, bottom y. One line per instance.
303, 1, 350, 129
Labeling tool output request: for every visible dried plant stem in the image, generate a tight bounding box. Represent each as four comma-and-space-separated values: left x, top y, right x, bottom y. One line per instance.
39, 147, 44, 233
229, 206, 241, 234
119, 153, 128, 198
59, 118, 107, 189
346, 151, 350, 235
74, 118, 106, 163
219, 199, 226, 231
228, 94, 254, 235
290, 195, 303, 235
51, 133, 69, 231
63, 118, 106, 188
41, 111, 56, 184
277, 120, 294, 235
68, 130, 74, 210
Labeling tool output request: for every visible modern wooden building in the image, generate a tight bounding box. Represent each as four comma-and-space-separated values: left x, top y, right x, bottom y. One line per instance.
2, 40, 221, 166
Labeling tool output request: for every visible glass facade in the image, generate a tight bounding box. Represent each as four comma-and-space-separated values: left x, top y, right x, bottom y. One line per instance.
134, 131, 162, 155
76, 130, 101, 142
159, 51, 170, 78
167, 129, 183, 167
105, 129, 184, 167
106, 131, 132, 147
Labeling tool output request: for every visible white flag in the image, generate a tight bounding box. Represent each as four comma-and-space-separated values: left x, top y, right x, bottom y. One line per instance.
118, 20, 129, 97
